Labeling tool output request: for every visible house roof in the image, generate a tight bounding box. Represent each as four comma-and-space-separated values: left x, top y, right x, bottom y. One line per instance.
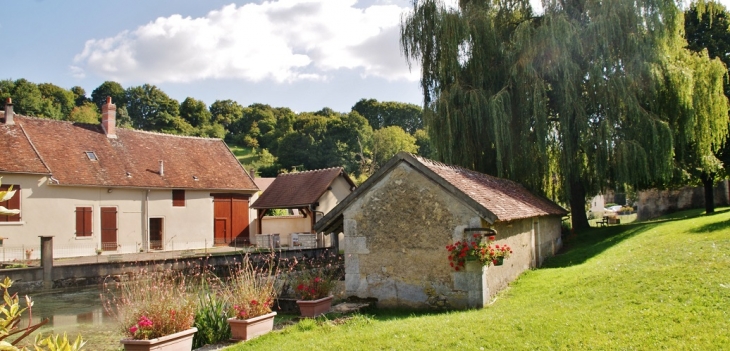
251, 167, 356, 209
253, 178, 276, 192
0, 115, 257, 191
315, 152, 567, 233
0, 116, 50, 175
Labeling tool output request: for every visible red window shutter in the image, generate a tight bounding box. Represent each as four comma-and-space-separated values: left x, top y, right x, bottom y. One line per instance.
75, 207, 92, 236
0, 184, 20, 222
172, 190, 185, 207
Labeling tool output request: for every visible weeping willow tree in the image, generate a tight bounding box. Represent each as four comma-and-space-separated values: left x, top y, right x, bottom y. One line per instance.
402, 0, 728, 231
679, 0, 730, 214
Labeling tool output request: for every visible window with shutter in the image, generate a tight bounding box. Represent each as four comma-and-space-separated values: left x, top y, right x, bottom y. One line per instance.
75, 207, 92, 236
0, 184, 20, 222
172, 190, 185, 207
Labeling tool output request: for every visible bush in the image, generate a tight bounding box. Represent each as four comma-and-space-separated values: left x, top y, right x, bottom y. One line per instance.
102, 268, 196, 340
193, 291, 230, 348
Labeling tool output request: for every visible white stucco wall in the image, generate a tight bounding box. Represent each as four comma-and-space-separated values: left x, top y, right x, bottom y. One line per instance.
0, 172, 253, 259
317, 175, 353, 215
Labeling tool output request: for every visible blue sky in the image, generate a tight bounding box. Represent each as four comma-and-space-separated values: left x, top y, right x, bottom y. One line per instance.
0, 0, 722, 113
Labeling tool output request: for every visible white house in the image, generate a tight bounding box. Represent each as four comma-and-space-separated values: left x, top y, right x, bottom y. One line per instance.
0, 98, 258, 259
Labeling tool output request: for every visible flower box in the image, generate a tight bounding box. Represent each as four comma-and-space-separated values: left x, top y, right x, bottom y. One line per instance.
297, 295, 333, 318
120, 327, 197, 351
228, 312, 277, 341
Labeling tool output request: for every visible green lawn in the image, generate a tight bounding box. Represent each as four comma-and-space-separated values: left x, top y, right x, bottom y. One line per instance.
227, 208, 730, 350
228, 144, 258, 165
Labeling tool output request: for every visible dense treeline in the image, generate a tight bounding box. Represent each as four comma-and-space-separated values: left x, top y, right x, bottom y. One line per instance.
0, 79, 430, 180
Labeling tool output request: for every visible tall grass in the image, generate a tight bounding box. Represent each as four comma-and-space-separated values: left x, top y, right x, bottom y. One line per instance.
101, 268, 196, 339
226, 208, 730, 350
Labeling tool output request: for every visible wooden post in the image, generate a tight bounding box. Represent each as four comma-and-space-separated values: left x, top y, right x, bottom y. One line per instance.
39, 236, 54, 290
257, 209, 265, 236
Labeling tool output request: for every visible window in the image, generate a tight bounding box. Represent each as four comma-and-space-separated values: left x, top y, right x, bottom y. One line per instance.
75, 207, 92, 236
85, 151, 98, 161
172, 189, 185, 207
0, 184, 20, 222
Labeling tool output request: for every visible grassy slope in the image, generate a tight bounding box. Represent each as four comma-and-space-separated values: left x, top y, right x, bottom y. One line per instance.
228, 144, 257, 165
229, 208, 730, 350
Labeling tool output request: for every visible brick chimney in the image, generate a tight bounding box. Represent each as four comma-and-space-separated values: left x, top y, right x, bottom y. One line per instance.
3, 98, 13, 125
101, 96, 116, 138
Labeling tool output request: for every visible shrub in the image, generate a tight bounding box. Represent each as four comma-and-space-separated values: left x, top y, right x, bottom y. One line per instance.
193, 291, 230, 348
102, 268, 196, 340
221, 253, 281, 320
287, 253, 341, 300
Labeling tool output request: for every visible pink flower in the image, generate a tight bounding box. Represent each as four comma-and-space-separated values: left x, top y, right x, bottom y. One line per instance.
314, 277, 322, 283
137, 316, 153, 328
129, 325, 138, 334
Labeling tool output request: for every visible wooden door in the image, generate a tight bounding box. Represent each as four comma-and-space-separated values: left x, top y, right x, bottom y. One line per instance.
100, 207, 118, 251
149, 218, 163, 250
214, 218, 227, 245
232, 197, 250, 242
212, 194, 251, 246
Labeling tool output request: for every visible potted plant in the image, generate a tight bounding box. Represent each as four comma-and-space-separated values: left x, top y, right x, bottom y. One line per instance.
446, 234, 513, 271
102, 269, 197, 351
291, 259, 339, 318
222, 253, 280, 341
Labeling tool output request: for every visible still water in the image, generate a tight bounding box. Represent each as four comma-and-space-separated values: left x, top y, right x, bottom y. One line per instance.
15, 287, 124, 350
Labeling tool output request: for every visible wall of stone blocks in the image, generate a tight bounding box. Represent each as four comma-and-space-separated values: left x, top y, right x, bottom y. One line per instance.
341, 162, 564, 309
637, 180, 729, 220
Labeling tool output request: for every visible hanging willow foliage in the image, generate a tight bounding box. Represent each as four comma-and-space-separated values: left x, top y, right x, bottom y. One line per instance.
401, 0, 728, 231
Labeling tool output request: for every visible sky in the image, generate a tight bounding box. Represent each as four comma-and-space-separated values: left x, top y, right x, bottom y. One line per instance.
0, 0, 726, 113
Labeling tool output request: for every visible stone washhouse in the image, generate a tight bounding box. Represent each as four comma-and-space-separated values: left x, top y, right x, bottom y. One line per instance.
315, 152, 567, 309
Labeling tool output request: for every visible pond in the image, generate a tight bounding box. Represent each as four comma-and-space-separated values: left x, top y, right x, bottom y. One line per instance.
14, 287, 124, 350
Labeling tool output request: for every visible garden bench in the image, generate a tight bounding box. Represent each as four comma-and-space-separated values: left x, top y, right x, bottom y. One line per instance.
598, 217, 609, 227
107, 254, 124, 262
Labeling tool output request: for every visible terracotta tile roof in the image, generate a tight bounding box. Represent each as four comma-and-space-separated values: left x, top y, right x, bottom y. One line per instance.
0, 114, 50, 174
1, 116, 257, 190
253, 178, 276, 192
412, 155, 567, 221
314, 152, 566, 233
252, 167, 354, 209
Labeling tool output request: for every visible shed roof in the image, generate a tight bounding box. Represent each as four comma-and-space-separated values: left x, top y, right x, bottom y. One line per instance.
251, 167, 355, 209
0, 115, 257, 191
315, 152, 567, 233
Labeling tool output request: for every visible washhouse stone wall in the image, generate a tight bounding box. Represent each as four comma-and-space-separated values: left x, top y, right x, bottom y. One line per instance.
637, 180, 729, 220
341, 162, 563, 309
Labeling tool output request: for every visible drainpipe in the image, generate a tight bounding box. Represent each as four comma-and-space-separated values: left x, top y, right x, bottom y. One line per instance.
144, 189, 150, 252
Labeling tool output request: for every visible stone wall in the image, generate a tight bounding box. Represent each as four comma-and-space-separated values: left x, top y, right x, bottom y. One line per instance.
637, 180, 729, 220
341, 162, 563, 310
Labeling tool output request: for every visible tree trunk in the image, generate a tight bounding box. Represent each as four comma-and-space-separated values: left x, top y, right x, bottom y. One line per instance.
701, 172, 715, 214
569, 180, 590, 232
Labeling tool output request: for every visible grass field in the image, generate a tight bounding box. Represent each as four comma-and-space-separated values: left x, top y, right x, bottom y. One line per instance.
226, 208, 730, 350
228, 144, 258, 165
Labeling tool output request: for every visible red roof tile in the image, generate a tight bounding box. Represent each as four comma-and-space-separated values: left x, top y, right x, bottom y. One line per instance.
0, 116, 50, 174
314, 153, 567, 233
413, 155, 567, 221
1, 116, 256, 191
252, 168, 354, 209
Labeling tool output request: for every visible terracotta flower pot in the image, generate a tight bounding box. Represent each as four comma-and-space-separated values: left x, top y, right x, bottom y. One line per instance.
296, 295, 333, 318
228, 312, 277, 341
120, 327, 197, 351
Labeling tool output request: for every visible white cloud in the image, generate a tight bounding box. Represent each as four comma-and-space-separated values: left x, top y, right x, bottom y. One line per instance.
73, 0, 417, 84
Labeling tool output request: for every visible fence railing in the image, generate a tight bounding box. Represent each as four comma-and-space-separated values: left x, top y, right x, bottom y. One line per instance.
0, 233, 334, 262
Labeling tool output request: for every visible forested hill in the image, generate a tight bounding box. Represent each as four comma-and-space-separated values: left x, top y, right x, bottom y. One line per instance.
0, 79, 432, 181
